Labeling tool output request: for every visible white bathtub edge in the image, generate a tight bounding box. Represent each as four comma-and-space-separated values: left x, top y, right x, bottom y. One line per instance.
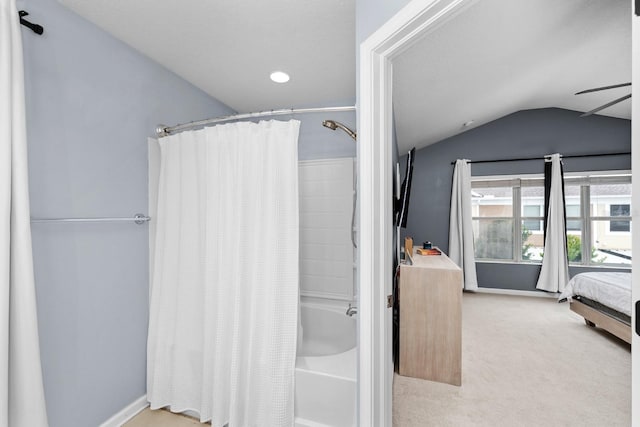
295, 417, 335, 427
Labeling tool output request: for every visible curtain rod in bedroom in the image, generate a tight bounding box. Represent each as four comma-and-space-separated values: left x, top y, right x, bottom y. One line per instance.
450, 151, 631, 165
156, 105, 356, 137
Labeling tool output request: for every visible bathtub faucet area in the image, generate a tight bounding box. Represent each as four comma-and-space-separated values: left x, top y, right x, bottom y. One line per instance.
296, 302, 356, 426
346, 304, 358, 317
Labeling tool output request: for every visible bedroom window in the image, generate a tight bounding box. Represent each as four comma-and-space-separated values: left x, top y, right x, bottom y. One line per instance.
471, 172, 631, 267
609, 204, 630, 232
471, 177, 544, 263
471, 185, 514, 261
588, 179, 632, 265
565, 204, 581, 231
522, 205, 541, 231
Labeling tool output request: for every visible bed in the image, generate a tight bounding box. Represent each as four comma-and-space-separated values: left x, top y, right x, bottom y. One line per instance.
559, 272, 632, 344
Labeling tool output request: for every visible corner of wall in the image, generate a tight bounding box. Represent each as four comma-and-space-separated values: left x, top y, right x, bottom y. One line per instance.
98, 395, 148, 427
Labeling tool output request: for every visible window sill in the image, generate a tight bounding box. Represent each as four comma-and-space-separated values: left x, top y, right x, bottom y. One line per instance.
475, 260, 541, 266
569, 264, 632, 270
475, 260, 631, 270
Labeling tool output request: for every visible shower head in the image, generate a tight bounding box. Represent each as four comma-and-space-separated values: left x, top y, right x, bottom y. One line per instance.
322, 120, 338, 130
322, 120, 357, 141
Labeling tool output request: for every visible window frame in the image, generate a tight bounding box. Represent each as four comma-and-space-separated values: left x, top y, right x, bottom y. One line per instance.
471, 175, 545, 263
471, 170, 631, 267
522, 204, 542, 232
608, 203, 631, 233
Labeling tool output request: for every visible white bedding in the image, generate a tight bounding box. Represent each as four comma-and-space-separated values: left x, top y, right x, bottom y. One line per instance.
558, 272, 632, 317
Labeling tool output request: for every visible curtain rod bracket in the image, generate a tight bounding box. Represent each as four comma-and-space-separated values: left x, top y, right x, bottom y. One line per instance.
134, 213, 149, 225
19, 11, 44, 35
156, 124, 170, 137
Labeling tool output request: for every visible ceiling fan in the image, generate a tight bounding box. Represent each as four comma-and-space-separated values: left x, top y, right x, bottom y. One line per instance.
575, 82, 631, 117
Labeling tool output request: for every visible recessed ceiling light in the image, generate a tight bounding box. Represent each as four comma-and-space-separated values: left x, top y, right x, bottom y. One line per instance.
270, 71, 290, 83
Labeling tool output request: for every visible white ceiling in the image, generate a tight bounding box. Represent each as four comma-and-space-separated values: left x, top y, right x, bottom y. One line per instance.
58, 0, 356, 113
59, 0, 630, 153
393, 0, 631, 153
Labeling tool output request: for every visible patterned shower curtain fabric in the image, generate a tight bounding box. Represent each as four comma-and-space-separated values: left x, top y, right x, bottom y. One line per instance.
147, 120, 300, 426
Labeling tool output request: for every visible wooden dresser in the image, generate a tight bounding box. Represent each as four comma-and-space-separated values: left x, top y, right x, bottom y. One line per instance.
398, 248, 462, 386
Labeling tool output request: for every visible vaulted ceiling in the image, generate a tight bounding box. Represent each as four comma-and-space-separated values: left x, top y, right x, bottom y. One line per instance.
393, 0, 631, 153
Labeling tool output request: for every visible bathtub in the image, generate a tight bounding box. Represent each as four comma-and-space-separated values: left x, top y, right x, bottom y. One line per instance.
295, 302, 357, 427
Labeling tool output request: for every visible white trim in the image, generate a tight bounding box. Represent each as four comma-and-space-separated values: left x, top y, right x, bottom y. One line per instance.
300, 290, 354, 301
298, 157, 357, 167
473, 288, 560, 299
630, 4, 638, 426
361, 2, 636, 425
358, 0, 475, 425
471, 170, 632, 182
99, 395, 149, 427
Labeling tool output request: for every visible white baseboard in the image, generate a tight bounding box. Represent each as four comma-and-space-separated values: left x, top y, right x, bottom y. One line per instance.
99, 395, 148, 427
474, 287, 560, 299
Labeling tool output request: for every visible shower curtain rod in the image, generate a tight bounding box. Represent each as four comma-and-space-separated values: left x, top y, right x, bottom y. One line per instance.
30, 214, 150, 225
450, 151, 631, 165
157, 105, 356, 137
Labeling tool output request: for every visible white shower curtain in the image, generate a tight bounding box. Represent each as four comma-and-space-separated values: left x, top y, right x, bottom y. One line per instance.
0, 1, 49, 425
448, 159, 478, 290
148, 120, 300, 426
536, 154, 569, 293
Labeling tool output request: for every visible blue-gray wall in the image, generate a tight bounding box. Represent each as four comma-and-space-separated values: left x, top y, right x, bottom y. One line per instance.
355, 0, 411, 114
296, 108, 356, 160
400, 108, 631, 291
21, 3, 355, 426
20, 1, 234, 426
356, 0, 411, 46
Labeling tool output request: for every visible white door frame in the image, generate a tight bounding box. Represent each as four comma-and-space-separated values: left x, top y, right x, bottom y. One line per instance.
631, 1, 638, 423
358, 0, 474, 425
359, 1, 636, 425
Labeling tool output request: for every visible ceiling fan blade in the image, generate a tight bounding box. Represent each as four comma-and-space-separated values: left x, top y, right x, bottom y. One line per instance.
575, 82, 631, 95
580, 93, 632, 117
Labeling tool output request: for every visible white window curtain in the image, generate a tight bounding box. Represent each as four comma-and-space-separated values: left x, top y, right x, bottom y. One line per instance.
147, 120, 300, 426
536, 153, 569, 292
0, 1, 49, 425
448, 159, 478, 290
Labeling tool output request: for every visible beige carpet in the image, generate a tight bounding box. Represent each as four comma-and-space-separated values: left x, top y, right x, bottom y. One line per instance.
393, 292, 631, 427
125, 293, 630, 427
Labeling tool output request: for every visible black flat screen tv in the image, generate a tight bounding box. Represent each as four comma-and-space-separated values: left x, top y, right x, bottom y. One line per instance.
395, 147, 415, 228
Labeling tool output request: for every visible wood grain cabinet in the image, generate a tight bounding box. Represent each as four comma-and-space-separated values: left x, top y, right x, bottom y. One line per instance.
398, 248, 462, 386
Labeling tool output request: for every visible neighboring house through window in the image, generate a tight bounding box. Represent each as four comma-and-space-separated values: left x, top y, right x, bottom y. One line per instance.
523, 205, 541, 232
610, 204, 631, 232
